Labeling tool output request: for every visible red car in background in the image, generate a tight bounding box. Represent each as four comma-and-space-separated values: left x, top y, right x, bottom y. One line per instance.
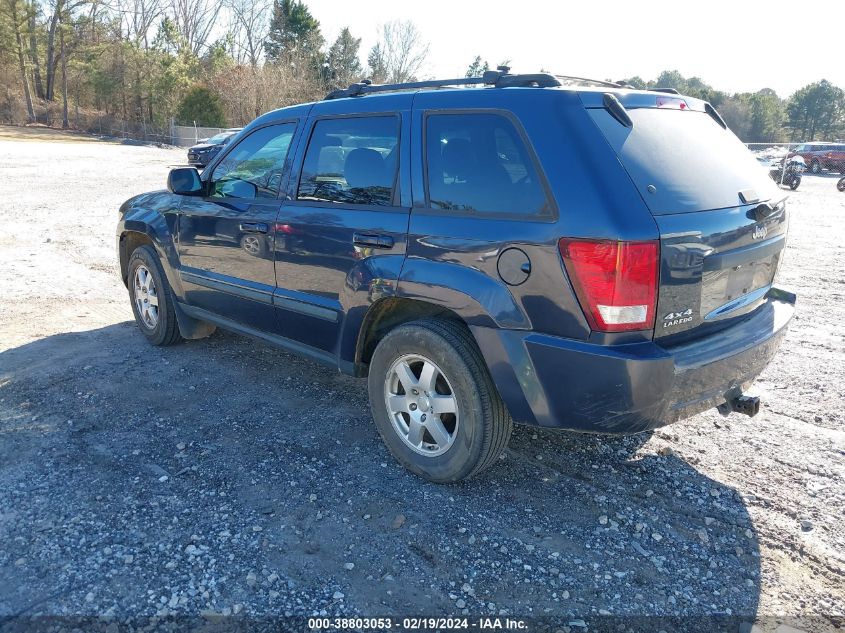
790, 142, 845, 174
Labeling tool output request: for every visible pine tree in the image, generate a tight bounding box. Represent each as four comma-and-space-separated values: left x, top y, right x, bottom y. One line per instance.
325, 27, 362, 89
465, 55, 488, 78
264, 0, 322, 64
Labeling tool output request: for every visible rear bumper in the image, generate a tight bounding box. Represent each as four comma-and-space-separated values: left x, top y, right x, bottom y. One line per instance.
473, 289, 795, 434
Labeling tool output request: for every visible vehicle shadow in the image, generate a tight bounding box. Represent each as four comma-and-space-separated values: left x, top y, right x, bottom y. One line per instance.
0, 324, 763, 631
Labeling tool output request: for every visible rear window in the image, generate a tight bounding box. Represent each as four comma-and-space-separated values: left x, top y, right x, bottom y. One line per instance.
425, 113, 552, 216
589, 108, 779, 214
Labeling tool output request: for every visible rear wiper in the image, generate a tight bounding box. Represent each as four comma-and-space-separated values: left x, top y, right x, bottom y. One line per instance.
602, 92, 632, 128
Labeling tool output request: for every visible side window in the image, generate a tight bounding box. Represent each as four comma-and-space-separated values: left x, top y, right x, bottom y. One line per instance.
297, 116, 399, 206
425, 113, 552, 216
210, 123, 296, 200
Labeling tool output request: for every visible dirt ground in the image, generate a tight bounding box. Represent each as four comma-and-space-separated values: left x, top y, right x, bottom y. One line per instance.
0, 126, 843, 632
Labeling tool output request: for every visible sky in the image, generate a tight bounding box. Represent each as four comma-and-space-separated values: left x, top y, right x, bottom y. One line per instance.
305, 0, 845, 99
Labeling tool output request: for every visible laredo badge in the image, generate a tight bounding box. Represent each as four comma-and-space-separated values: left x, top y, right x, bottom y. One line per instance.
663, 308, 694, 328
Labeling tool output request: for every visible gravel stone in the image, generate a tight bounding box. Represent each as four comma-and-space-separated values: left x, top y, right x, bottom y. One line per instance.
0, 134, 841, 624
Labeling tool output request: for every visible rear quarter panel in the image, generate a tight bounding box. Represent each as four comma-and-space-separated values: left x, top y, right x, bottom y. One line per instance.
403, 88, 659, 342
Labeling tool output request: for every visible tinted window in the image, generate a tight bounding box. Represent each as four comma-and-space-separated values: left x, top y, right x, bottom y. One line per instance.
425, 113, 550, 215
297, 116, 399, 206
210, 123, 295, 200
589, 108, 779, 214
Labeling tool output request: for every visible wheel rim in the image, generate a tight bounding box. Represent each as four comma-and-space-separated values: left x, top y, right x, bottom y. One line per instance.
812, 161, 820, 173
242, 235, 261, 255
133, 265, 159, 329
384, 354, 459, 457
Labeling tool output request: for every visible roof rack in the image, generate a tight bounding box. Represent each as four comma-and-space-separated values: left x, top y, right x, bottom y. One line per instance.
324, 66, 563, 100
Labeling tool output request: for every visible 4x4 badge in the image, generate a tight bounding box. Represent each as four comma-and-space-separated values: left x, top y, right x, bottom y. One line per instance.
663, 308, 694, 328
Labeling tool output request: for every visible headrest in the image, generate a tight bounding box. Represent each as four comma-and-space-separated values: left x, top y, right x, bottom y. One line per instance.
441, 138, 475, 180
344, 148, 388, 189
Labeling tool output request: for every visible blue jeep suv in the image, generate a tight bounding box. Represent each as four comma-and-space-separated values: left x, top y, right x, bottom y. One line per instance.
117, 69, 795, 483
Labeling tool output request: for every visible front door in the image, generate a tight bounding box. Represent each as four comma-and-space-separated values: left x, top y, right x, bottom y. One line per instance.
273, 105, 412, 353
177, 122, 298, 332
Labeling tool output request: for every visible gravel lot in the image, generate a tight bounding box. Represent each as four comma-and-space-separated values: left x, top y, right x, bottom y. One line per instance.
0, 126, 843, 632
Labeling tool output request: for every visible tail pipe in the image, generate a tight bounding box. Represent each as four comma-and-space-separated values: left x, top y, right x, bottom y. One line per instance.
717, 394, 761, 418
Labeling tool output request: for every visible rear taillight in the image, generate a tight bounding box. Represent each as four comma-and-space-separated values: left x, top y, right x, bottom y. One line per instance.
558, 239, 659, 332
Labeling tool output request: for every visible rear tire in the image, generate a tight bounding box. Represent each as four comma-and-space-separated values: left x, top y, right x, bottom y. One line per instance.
838, 177, 845, 192
790, 176, 801, 190
367, 318, 512, 483
127, 245, 182, 346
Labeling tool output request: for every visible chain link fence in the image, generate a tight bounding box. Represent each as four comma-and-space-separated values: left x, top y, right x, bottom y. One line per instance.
170, 124, 237, 147
19, 106, 173, 145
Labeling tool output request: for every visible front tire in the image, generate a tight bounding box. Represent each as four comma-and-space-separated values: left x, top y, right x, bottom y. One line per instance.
367, 319, 512, 483
127, 245, 182, 346
838, 177, 845, 192
790, 175, 801, 190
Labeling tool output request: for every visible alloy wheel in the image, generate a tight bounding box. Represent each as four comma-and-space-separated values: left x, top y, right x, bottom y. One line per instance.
133, 264, 159, 329
241, 235, 262, 256
384, 354, 459, 457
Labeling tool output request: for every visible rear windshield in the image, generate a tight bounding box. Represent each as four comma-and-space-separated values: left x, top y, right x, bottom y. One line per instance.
589, 108, 779, 214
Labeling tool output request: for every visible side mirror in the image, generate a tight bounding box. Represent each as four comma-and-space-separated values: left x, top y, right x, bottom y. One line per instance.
168, 167, 203, 195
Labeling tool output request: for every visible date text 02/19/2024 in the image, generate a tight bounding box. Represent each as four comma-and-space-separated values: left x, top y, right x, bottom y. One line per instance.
307, 617, 528, 630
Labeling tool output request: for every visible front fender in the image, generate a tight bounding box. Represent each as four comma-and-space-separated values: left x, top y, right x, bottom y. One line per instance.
117, 192, 184, 298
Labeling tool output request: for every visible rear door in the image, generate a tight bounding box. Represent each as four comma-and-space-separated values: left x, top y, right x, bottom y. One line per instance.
273, 96, 412, 353
585, 93, 788, 341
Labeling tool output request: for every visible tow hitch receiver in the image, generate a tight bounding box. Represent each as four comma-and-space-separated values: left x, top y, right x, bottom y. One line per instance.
717, 394, 761, 418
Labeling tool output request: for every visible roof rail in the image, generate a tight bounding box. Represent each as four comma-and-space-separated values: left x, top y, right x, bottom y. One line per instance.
555, 75, 622, 88
323, 66, 562, 100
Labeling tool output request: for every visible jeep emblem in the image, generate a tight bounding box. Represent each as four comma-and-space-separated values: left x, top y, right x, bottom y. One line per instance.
752, 224, 767, 240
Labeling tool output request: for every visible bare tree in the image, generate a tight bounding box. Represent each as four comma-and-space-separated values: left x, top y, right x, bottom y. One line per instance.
168, 0, 220, 55
44, 0, 64, 100
3, 0, 36, 121
367, 20, 428, 84
223, 0, 270, 68
116, 0, 163, 48
27, 4, 45, 99
41, 0, 86, 101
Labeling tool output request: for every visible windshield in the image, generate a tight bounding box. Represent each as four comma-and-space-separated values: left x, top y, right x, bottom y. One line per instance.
206, 132, 235, 144
589, 108, 780, 214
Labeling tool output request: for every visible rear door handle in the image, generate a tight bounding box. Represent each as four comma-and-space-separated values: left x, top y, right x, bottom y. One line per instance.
353, 233, 394, 249
239, 222, 268, 233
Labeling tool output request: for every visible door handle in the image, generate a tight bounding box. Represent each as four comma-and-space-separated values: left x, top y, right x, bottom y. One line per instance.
239, 222, 268, 233
353, 233, 394, 249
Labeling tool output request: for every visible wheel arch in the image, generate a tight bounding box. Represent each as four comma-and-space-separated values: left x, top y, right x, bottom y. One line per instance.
118, 230, 154, 285
119, 220, 214, 340
350, 297, 465, 375
118, 215, 183, 296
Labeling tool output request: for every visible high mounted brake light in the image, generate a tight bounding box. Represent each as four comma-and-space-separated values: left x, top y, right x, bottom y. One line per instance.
559, 239, 659, 332
656, 96, 689, 110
